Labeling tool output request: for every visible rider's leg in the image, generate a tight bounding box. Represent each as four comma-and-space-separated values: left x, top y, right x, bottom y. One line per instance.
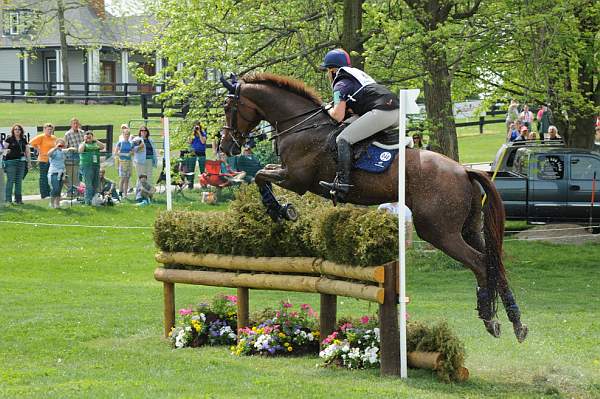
259, 182, 283, 221
320, 108, 399, 199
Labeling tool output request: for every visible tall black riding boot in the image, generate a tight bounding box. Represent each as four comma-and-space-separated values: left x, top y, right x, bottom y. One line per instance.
319, 139, 352, 201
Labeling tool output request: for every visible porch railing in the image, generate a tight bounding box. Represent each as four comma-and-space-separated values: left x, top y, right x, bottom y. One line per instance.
0, 80, 163, 105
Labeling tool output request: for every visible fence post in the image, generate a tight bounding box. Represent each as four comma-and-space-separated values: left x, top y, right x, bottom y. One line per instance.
163, 282, 175, 338
106, 125, 114, 154
236, 287, 249, 330
124, 84, 129, 106
319, 294, 337, 348
379, 261, 400, 376
479, 116, 485, 134
10, 81, 15, 103
46, 81, 52, 102
84, 82, 89, 105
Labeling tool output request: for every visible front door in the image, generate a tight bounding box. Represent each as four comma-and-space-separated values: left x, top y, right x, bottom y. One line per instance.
100, 61, 116, 92
46, 58, 57, 83
566, 155, 600, 221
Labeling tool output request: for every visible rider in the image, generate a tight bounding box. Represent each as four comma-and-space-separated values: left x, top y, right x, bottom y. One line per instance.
318, 48, 399, 201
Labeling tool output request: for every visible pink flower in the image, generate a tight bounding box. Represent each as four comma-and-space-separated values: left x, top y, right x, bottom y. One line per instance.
323, 331, 338, 345
178, 308, 192, 316
360, 316, 370, 324
290, 311, 298, 318
300, 304, 311, 311
282, 302, 292, 308
226, 295, 237, 303
340, 322, 353, 332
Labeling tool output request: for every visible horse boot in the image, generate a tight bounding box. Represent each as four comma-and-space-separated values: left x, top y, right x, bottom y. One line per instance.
476, 286, 501, 338
319, 138, 353, 202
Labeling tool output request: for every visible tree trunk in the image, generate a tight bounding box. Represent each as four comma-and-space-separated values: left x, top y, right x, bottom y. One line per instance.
422, 44, 459, 161
341, 0, 364, 69
57, 0, 70, 96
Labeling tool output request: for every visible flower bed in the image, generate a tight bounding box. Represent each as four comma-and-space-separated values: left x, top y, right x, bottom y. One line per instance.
169, 294, 238, 348
231, 302, 320, 356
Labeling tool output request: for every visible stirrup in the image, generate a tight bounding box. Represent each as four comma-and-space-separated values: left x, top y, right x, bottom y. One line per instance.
319, 175, 352, 202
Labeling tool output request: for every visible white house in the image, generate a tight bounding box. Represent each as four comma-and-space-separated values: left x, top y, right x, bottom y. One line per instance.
0, 0, 159, 97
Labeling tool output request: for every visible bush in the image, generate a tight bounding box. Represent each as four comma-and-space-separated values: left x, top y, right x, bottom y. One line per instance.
154, 184, 399, 266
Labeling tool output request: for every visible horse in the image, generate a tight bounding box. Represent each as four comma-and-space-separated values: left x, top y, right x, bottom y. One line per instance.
218, 72, 528, 342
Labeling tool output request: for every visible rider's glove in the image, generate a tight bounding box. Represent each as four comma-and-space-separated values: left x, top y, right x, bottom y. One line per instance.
321, 102, 333, 112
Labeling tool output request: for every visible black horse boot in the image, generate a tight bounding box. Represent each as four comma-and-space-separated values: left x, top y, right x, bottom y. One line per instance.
319, 139, 353, 202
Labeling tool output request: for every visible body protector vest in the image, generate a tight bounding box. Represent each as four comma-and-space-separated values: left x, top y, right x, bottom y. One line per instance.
332, 67, 399, 116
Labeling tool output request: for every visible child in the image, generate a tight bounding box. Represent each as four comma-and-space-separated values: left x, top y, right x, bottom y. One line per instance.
47, 138, 76, 208
135, 174, 155, 205
114, 124, 134, 198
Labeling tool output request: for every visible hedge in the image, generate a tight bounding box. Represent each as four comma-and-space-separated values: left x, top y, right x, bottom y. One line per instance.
154, 185, 399, 266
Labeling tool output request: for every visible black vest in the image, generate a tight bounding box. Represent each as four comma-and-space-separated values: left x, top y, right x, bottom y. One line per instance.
333, 67, 399, 115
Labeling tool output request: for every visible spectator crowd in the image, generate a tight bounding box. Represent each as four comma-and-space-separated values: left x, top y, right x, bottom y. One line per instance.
504, 100, 564, 143
0, 118, 263, 208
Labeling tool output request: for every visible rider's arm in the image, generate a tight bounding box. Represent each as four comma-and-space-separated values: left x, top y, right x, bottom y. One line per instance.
328, 93, 347, 123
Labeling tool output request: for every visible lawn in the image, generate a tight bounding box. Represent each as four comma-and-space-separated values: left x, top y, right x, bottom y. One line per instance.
1, 200, 599, 398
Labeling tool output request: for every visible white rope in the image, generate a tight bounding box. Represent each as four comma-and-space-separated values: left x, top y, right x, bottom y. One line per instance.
504, 225, 599, 233
0, 220, 152, 230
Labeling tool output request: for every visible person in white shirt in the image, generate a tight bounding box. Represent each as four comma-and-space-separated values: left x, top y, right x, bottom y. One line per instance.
377, 202, 413, 247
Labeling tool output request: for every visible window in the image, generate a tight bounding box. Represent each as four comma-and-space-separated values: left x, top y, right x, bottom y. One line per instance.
570, 156, 600, 180
536, 155, 564, 180
2, 9, 32, 36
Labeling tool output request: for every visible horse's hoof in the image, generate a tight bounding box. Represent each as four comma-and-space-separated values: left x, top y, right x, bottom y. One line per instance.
266, 208, 283, 223
484, 320, 501, 338
514, 324, 528, 343
281, 203, 298, 222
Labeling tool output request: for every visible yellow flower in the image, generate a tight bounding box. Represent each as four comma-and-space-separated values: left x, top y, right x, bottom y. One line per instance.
278, 332, 286, 338
230, 346, 236, 351
287, 346, 293, 352
313, 331, 320, 337
283, 342, 289, 347
252, 327, 257, 332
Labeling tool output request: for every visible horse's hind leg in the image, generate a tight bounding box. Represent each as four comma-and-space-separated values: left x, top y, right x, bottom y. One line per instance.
417, 226, 502, 338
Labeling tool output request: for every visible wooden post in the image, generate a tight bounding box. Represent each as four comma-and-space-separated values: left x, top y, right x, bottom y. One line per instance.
10, 81, 15, 103
163, 282, 175, 338
236, 287, 249, 330
379, 261, 400, 376
479, 116, 485, 134
123, 84, 129, 106
319, 294, 337, 347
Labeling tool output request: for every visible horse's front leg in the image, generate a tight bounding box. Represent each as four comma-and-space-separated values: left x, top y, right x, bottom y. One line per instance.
255, 166, 297, 222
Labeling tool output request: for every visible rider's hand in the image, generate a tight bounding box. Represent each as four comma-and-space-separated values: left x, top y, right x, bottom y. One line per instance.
321, 102, 333, 112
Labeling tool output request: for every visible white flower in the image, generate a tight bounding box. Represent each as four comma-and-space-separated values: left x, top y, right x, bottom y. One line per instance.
373, 328, 380, 341
307, 333, 314, 342
341, 344, 350, 353
185, 326, 192, 332
200, 313, 206, 322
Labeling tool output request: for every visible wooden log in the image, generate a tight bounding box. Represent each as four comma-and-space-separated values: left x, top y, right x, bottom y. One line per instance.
319, 294, 337, 348
163, 282, 175, 338
236, 287, 249, 330
379, 261, 400, 376
153, 268, 384, 303
455, 366, 470, 382
155, 252, 384, 283
407, 351, 443, 370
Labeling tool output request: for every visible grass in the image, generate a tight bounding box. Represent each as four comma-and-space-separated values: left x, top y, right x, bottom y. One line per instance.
1, 201, 599, 398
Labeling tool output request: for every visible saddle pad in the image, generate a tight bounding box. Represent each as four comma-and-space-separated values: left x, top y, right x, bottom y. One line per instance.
354, 144, 398, 173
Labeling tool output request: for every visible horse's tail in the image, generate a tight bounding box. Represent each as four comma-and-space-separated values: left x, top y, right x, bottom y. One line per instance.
467, 170, 507, 319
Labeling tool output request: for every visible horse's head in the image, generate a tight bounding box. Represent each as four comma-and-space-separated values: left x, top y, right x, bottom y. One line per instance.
220, 76, 262, 156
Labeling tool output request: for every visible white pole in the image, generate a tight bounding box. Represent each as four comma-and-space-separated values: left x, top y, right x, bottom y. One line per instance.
398, 90, 408, 379
164, 117, 173, 211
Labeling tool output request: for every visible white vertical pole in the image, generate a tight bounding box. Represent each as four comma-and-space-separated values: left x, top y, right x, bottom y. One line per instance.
398, 90, 408, 379
164, 117, 172, 211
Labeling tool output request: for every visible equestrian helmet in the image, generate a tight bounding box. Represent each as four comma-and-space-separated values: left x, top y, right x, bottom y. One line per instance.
320, 49, 351, 70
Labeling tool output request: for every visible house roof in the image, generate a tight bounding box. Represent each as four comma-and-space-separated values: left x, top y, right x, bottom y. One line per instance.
0, 1, 155, 50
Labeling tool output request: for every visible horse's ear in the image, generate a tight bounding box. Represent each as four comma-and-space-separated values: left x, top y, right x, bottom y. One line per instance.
220, 75, 236, 94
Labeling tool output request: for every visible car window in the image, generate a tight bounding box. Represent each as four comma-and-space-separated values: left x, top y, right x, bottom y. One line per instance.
535, 155, 564, 180
512, 148, 529, 176
570, 156, 600, 180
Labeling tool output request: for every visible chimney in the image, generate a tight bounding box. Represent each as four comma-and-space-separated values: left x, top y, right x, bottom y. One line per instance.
89, 0, 105, 19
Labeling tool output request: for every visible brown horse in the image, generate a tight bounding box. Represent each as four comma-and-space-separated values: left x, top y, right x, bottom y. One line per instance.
219, 73, 528, 342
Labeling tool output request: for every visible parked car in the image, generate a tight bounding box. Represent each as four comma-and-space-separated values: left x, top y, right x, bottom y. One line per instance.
489, 145, 600, 224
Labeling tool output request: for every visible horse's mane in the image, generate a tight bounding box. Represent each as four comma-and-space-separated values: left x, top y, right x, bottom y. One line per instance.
242, 72, 322, 105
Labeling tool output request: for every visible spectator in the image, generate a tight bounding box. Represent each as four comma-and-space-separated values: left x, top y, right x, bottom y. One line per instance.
537, 104, 553, 138
377, 202, 413, 247
505, 99, 519, 135
594, 126, 600, 151
30, 123, 57, 199
514, 126, 529, 143
507, 122, 519, 142
411, 133, 430, 150
236, 145, 262, 183
114, 124, 134, 198
3, 124, 31, 204
47, 138, 75, 208
189, 121, 208, 176
0, 137, 7, 207
132, 135, 146, 180
99, 168, 118, 205
135, 174, 156, 205
64, 117, 86, 198
219, 151, 245, 183
545, 125, 562, 142
527, 131, 538, 141
177, 149, 196, 189
138, 126, 158, 183
78, 131, 106, 205
519, 105, 534, 131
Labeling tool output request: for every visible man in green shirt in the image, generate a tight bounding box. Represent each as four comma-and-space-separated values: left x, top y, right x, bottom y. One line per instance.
78, 131, 106, 205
